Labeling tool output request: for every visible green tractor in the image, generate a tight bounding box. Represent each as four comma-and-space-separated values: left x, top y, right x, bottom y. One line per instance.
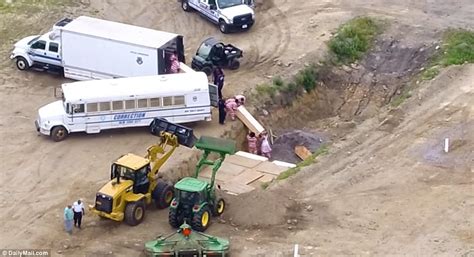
144, 222, 230, 257
168, 136, 236, 232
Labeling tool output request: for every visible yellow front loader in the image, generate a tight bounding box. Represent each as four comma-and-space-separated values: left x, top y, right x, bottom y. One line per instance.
89, 118, 196, 226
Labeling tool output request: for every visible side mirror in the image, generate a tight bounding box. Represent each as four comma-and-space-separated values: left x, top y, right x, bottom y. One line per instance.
210, 4, 217, 10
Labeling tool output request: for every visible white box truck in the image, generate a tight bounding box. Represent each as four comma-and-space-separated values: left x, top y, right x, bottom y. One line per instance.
10, 16, 185, 80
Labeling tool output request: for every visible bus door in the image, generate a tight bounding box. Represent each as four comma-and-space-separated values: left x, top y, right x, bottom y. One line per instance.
65, 103, 86, 132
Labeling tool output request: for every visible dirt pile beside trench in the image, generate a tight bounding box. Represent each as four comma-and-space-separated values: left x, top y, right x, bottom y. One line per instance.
272, 130, 328, 163
224, 188, 298, 228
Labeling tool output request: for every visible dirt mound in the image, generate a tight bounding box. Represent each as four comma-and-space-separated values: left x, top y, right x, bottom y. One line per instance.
272, 130, 328, 163
225, 188, 298, 228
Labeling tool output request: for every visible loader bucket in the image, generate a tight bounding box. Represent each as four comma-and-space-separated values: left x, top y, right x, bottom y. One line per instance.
150, 118, 197, 148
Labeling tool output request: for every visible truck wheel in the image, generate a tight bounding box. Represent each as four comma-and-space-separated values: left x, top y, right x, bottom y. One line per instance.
168, 207, 181, 228
213, 198, 225, 216
50, 126, 68, 142
152, 180, 174, 209
202, 66, 213, 76
124, 201, 145, 226
219, 20, 229, 34
192, 206, 211, 232
181, 0, 191, 12
16, 57, 29, 70
229, 59, 240, 70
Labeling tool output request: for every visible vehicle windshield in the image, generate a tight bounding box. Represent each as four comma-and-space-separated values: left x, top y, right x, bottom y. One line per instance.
27, 36, 40, 45
113, 164, 135, 181
179, 191, 199, 204
217, 0, 243, 9
196, 43, 212, 58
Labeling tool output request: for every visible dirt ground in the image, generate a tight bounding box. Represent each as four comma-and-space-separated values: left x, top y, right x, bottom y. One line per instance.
0, 0, 473, 256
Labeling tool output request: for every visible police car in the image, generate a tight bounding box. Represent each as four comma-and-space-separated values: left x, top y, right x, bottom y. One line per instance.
180, 0, 255, 33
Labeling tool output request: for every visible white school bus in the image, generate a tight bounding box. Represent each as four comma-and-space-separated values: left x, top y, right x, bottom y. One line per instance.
35, 72, 218, 141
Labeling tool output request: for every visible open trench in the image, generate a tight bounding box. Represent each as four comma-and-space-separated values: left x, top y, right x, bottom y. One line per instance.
187, 36, 438, 232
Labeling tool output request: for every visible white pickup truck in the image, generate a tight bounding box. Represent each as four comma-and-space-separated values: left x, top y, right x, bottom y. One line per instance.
180, 0, 255, 33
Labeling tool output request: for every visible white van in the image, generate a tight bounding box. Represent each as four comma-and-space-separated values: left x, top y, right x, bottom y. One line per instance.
35, 72, 218, 141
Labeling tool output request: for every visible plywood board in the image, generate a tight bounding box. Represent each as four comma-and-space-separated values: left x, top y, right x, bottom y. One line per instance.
228, 169, 265, 185
258, 174, 276, 183
225, 154, 263, 168
295, 145, 312, 160
219, 161, 247, 176
221, 182, 255, 195
254, 161, 289, 176
198, 165, 236, 182
236, 106, 265, 135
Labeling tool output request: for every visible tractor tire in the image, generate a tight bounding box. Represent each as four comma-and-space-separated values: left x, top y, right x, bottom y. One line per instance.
181, 0, 191, 12
229, 59, 240, 70
219, 20, 229, 34
124, 201, 145, 226
191, 206, 211, 232
50, 126, 68, 142
152, 180, 174, 209
168, 208, 181, 228
213, 198, 225, 216
201, 66, 213, 76
16, 57, 29, 71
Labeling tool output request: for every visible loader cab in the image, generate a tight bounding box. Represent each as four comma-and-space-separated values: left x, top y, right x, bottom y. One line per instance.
112, 154, 151, 194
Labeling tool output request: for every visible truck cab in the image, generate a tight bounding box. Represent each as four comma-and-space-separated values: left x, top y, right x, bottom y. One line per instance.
10, 18, 71, 71
181, 0, 255, 33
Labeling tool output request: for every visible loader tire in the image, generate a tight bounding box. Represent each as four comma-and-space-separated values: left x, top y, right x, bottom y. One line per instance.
153, 180, 174, 209
124, 201, 145, 226
168, 208, 181, 228
192, 206, 211, 232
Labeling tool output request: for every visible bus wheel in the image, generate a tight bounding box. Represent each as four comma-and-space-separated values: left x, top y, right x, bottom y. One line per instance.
51, 126, 68, 142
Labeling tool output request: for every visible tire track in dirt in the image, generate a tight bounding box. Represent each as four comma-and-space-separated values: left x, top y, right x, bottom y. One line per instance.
245, 0, 291, 68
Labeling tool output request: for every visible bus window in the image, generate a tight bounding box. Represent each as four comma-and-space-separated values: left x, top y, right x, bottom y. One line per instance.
137, 99, 148, 108
112, 101, 124, 110
163, 96, 173, 106
87, 103, 98, 113
72, 104, 84, 114
99, 102, 111, 111
125, 100, 135, 109
174, 96, 185, 105
150, 98, 161, 107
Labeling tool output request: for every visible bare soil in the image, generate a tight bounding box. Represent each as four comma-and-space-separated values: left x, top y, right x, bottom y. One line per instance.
0, 0, 473, 256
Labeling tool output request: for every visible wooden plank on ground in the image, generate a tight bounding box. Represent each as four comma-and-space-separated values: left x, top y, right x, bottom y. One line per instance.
228, 169, 265, 185
258, 174, 276, 183
225, 154, 263, 168
219, 161, 247, 176
221, 182, 255, 195
295, 145, 312, 160
236, 105, 265, 135
254, 161, 288, 176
